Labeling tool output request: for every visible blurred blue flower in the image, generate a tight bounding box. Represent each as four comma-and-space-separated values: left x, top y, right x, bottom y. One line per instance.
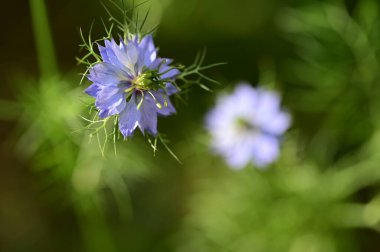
85, 35, 180, 138
206, 83, 291, 169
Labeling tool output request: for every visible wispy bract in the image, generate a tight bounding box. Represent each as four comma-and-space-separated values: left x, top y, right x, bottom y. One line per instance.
206, 83, 291, 168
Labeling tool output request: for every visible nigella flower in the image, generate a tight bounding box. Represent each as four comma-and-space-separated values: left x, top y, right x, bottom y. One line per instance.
206, 83, 291, 169
85, 35, 180, 138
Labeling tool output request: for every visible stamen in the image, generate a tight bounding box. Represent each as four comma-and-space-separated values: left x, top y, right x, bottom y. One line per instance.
124, 86, 134, 93
147, 91, 163, 109
137, 91, 144, 110
163, 94, 168, 107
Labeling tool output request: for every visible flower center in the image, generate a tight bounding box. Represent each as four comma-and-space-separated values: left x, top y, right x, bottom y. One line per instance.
132, 72, 153, 91
236, 118, 256, 132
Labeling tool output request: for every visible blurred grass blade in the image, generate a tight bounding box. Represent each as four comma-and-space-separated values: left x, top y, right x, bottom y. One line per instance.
29, 0, 58, 79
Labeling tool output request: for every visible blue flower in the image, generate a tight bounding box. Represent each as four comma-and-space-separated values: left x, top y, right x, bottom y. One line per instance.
206, 83, 291, 169
85, 35, 180, 138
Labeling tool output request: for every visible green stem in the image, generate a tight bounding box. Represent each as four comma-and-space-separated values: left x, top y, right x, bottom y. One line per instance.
29, 0, 58, 79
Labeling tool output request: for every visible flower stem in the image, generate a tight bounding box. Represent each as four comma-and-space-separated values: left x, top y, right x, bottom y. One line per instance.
29, 0, 58, 79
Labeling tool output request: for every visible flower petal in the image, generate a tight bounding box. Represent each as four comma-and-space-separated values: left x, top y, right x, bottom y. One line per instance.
98, 95, 126, 118
98, 44, 110, 62
88, 63, 128, 86
148, 58, 163, 69
263, 111, 291, 135
160, 62, 180, 79
118, 94, 141, 137
165, 83, 179, 95
139, 35, 157, 67
125, 39, 139, 72
251, 134, 280, 168
253, 89, 291, 135
152, 91, 176, 116
85, 84, 101, 97
95, 86, 126, 118
137, 94, 158, 135
104, 39, 137, 77
103, 39, 129, 71
222, 135, 257, 169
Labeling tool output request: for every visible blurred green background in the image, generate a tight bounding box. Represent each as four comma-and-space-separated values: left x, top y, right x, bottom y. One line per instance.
2, 0, 380, 251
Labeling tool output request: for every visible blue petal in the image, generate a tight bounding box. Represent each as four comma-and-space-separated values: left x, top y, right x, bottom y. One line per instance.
103, 39, 126, 70
162, 68, 180, 79
118, 94, 141, 137
165, 83, 179, 95
138, 35, 157, 68
124, 39, 139, 74
223, 135, 257, 169
88, 63, 128, 86
231, 83, 259, 115
95, 86, 126, 118
263, 111, 291, 135
104, 39, 133, 73
98, 96, 126, 118
85, 84, 101, 97
139, 35, 156, 54
148, 58, 171, 71
148, 58, 163, 69
152, 91, 176, 116
98, 44, 110, 62
125, 38, 138, 64
251, 134, 280, 167
159, 61, 180, 79
137, 94, 158, 135
95, 86, 119, 104
254, 89, 291, 135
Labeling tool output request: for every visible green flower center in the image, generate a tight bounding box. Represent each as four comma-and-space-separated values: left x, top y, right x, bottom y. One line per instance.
132, 72, 153, 90
123, 70, 169, 110
131, 69, 166, 92
236, 118, 255, 131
